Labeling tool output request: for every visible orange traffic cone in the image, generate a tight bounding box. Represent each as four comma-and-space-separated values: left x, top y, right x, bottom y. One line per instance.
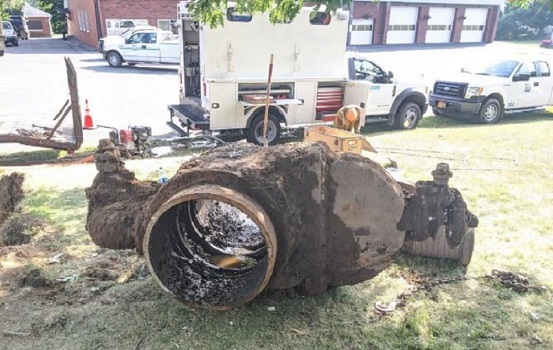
83, 99, 96, 130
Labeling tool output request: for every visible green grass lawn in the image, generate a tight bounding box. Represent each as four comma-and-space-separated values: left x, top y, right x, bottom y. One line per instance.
1, 111, 552, 350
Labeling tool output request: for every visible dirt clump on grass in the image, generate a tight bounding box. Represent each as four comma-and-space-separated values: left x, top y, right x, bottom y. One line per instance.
0, 213, 47, 246
0, 172, 25, 227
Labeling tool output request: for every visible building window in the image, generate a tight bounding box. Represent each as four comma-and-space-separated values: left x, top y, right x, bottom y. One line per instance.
227, 7, 252, 22
158, 19, 172, 31
352, 24, 373, 32
27, 20, 43, 30
84, 12, 89, 32
428, 24, 452, 31
462, 24, 485, 31
388, 24, 415, 31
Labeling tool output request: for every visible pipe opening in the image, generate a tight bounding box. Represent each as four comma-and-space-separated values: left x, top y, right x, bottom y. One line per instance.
145, 187, 276, 309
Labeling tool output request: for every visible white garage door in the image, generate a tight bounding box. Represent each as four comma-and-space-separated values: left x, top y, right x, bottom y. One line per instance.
350, 18, 374, 45
387, 7, 418, 44
426, 7, 455, 43
460, 8, 488, 43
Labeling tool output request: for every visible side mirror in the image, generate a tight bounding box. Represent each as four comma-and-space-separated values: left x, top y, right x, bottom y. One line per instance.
387, 71, 394, 79
513, 73, 530, 82
461, 67, 467, 73
125, 38, 130, 44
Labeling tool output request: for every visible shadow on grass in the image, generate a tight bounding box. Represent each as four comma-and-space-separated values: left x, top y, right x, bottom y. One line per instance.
22, 187, 90, 249
0, 149, 62, 166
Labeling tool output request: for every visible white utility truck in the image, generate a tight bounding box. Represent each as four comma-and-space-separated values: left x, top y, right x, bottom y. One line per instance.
430, 57, 553, 124
168, 2, 428, 145
100, 28, 179, 67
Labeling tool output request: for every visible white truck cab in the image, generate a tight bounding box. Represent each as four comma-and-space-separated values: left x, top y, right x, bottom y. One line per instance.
100, 28, 179, 67
430, 58, 553, 124
168, 2, 428, 145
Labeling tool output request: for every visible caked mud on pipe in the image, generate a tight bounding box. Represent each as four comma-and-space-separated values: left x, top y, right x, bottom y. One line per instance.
85, 140, 477, 309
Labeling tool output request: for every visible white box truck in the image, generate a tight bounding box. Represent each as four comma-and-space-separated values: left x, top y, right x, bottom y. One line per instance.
169, 2, 428, 145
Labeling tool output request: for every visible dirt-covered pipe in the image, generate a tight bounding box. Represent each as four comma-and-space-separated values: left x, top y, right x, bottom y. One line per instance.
85, 140, 477, 309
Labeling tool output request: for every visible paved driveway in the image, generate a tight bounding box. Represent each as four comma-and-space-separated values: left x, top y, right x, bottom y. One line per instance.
0, 37, 179, 153
1, 38, 551, 154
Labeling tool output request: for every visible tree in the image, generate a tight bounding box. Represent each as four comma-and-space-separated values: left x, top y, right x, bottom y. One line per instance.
190, 0, 350, 28
509, 0, 553, 8
35, 0, 66, 34
0, 0, 24, 20
497, 1, 553, 41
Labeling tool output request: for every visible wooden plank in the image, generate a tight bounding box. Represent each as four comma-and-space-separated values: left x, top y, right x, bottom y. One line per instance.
47, 104, 72, 140
65, 57, 83, 150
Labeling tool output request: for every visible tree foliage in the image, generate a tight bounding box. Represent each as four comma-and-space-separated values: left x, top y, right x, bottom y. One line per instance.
190, 0, 350, 28
0, 0, 24, 20
497, 0, 553, 41
508, 0, 553, 9
35, 0, 66, 33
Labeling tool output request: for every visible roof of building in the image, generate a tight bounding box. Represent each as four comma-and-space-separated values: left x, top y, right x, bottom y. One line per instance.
23, 3, 52, 18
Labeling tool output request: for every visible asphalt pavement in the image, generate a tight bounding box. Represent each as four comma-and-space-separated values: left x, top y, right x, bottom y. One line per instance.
0, 37, 180, 154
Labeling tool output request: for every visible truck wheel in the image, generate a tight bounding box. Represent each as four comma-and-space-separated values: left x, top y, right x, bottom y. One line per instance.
14, 40, 19, 47
395, 102, 421, 130
432, 107, 442, 116
246, 113, 281, 146
107, 52, 123, 67
478, 98, 502, 124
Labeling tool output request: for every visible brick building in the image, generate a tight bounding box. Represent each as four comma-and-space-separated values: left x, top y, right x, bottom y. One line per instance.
349, 0, 503, 46
66, 0, 504, 49
23, 3, 52, 38
65, 0, 178, 48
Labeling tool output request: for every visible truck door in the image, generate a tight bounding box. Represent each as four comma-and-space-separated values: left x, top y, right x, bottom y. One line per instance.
536, 61, 553, 106
510, 61, 542, 108
143, 32, 160, 63
345, 59, 395, 116
120, 32, 152, 62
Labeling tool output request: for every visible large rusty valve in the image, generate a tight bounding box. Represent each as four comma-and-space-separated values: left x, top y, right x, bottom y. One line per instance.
86, 141, 477, 309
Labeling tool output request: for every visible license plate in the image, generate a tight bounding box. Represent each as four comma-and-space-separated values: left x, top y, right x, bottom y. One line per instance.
437, 101, 447, 108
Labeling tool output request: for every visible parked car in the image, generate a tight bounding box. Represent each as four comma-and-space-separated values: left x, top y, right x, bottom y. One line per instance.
429, 57, 553, 124
2, 21, 18, 47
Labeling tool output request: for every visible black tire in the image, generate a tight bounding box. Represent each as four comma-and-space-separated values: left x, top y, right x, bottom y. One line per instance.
107, 52, 123, 67
246, 113, 281, 146
128, 63, 136, 66
477, 98, 502, 124
394, 102, 421, 130
432, 107, 442, 116
13, 41, 19, 47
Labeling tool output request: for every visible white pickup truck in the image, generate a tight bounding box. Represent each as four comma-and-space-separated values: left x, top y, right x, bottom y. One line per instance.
99, 28, 180, 67
429, 57, 553, 124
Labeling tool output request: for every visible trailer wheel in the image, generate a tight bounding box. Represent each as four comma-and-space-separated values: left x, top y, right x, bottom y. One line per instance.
247, 113, 281, 146
107, 52, 123, 67
394, 102, 421, 130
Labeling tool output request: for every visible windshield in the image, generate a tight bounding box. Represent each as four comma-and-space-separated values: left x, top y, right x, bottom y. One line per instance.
3, 22, 13, 30
464, 60, 520, 78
